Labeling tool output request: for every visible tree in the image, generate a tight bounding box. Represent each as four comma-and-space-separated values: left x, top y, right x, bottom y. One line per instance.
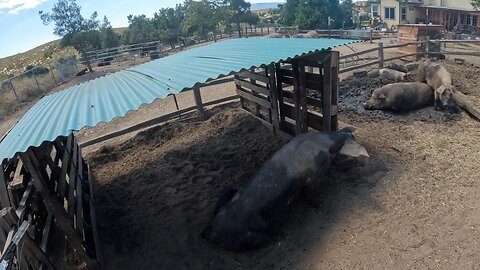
280, 0, 346, 29
279, 0, 299, 26
100, 16, 120, 49
182, 0, 218, 41
223, 0, 251, 37
39, 0, 101, 71
472, 0, 480, 10
340, 0, 353, 28
124, 14, 156, 44
153, 5, 185, 49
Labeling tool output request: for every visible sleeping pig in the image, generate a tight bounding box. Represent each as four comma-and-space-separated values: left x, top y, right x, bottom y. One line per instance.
364, 82, 433, 111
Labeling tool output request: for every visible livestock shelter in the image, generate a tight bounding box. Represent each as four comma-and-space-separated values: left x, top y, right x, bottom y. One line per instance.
0, 38, 357, 269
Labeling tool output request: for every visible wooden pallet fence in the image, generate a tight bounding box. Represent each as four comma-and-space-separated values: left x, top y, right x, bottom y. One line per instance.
235, 69, 274, 128
235, 51, 339, 137
0, 133, 101, 269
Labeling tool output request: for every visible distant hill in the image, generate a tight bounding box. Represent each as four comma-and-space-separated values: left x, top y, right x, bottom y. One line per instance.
0, 39, 77, 81
0, 27, 129, 81
251, 2, 283, 10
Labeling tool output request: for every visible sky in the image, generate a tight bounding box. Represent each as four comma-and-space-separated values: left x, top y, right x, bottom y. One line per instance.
0, 0, 283, 58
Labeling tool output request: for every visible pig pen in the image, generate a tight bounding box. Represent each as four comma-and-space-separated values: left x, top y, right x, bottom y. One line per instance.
87, 59, 480, 269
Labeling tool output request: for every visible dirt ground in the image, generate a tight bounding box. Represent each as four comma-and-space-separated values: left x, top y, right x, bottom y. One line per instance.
83, 59, 480, 269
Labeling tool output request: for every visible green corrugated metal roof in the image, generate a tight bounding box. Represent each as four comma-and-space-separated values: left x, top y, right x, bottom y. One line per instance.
0, 38, 359, 161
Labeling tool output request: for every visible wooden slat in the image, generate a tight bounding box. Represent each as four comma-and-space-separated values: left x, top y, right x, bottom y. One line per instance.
268, 64, 280, 133
57, 135, 73, 200
67, 141, 78, 219
282, 103, 324, 131
250, 68, 262, 117
10, 159, 25, 190
0, 161, 11, 208
322, 54, 333, 132
234, 78, 270, 97
291, 61, 302, 135
339, 60, 380, 74
235, 75, 246, 109
40, 214, 53, 252
239, 71, 269, 83
299, 61, 308, 132
2, 226, 15, 255
330, 51, 339, 131
279, 75, 322, 90
235, 87, 272, 109
275, 63, 286, 129
20, 150, 99, 268
75, 142, 85, 236
280, 69, 323, 82
88, 165, 103, 265
15, 181, 34, 221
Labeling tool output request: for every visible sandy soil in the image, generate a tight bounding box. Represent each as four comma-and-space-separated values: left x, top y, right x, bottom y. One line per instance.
83, 58, 480, 270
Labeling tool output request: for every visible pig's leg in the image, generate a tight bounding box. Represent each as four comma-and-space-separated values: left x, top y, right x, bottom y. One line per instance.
434, 88, 441, 111
213, 188, 238, 215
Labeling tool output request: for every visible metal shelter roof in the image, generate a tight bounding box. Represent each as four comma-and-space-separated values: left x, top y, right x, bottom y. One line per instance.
0, 38, 358, 161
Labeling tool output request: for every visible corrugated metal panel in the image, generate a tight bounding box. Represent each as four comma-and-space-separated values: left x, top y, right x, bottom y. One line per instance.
0, 38, 359, 161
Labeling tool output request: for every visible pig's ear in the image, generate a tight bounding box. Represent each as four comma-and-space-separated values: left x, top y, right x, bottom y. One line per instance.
378, 93, 386, 99
437, 85, 446, 95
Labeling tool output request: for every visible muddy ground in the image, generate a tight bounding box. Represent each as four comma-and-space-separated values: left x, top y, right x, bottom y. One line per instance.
86, 60, 480, 269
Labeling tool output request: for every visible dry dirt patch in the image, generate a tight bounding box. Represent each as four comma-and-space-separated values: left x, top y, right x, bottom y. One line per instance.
85, 60, 480, 269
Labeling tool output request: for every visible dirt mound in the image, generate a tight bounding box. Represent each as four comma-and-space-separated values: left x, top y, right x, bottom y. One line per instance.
86, 104, 387, 270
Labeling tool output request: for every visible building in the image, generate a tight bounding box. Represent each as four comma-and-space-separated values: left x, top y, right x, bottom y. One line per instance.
366, 0, 480, 32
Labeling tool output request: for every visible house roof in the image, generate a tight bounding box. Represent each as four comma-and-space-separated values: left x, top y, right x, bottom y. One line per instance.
0, 38, 359, 162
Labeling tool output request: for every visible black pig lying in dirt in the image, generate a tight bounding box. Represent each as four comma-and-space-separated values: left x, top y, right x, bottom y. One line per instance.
364, 82, 434, 111
202, 128, 369, 251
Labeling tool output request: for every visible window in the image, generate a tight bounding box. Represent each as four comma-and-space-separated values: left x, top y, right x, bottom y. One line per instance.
467, 15, 472, 25
371, 5, 379, 17
473, 15, 478, 26
385, 7, 395, 20
401, 7, 407, 21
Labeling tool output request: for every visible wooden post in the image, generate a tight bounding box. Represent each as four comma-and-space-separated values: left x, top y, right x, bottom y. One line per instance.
20, 150, 100, 269
322, 53, 333, 132
292, 61, 302, 135
275, 63, 286, 130
10, 80, 20, 104
48, 63, 58, 86
298, 60, 308, 132
34, 72, 42, 93
330, 51, 340, 131
235, 75, 246, 108
378, 42, 384, 68
0, 160, 11, 208
370, 29, 373, 43
425, 36, 430, 59
249, 68, 261, 117
193, 86, 204, 114
268, 64, 280, 133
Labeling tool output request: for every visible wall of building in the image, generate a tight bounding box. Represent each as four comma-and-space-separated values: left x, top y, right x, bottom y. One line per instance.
380, 0, 400, 28
423, 0, 474, 11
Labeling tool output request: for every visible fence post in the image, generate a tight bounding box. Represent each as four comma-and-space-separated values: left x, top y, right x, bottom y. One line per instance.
33, 72, 41, 93
425, 36, 430, 59
378, 42, 384, 68
48, 63, 58, 86
193, 86, 204, 114
370, 29, 373, 43
10, 80, 21, 104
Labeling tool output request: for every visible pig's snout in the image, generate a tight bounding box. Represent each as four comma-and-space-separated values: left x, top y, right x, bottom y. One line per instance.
364, 101, 374, 110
